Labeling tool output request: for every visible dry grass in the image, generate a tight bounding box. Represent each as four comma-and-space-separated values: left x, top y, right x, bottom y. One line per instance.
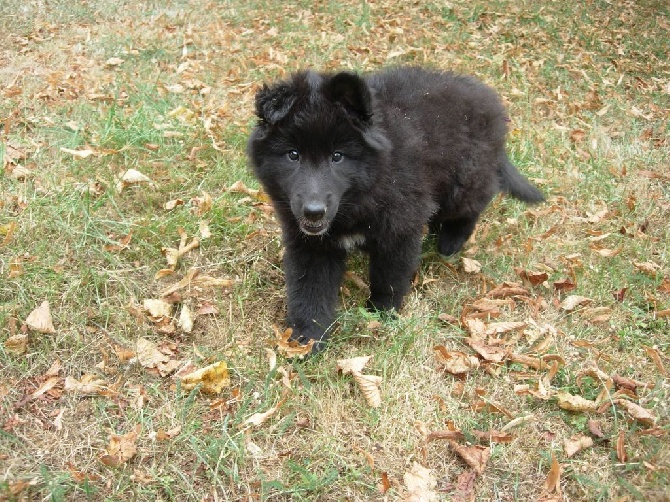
1, 0, 669, 500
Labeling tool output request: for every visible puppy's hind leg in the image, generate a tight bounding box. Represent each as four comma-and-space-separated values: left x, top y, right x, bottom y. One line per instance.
436, 216, 478, 256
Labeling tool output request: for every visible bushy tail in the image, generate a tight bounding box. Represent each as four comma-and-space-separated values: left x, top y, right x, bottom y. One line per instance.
499, 155, 545, 203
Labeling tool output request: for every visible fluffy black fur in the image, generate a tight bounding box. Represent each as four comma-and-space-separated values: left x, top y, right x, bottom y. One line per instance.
248, 67, 544, 351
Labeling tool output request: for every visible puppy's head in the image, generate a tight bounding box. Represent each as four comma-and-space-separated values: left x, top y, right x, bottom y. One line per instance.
248, 71, 389, 236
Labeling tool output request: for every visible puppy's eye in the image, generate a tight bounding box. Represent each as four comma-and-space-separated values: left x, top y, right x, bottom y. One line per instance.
287, 150, 300, 162
331, 152, 344, 163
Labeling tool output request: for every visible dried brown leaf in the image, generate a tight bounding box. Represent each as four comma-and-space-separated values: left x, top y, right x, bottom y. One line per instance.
465, 338, 507, 363
25, 300, 56, 334
462, 257, 482, 274
556, 391, 598, 412
403, 462, 438, 502
449, 441, 490, 475
616, 430, 627, 462
543, 452, 562, 494
275, 326, 314, 358
434, 346, 480, 375
560, 295, 593, 311
4, 334, 28, 355
240, 398, 285, 428
353, 372, 383, 408
100, 424, 141, 466
564, 434, 594, 457
614, 399, 656, 426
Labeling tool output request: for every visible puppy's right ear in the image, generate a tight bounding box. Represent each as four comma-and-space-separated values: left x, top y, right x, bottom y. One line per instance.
255, 83, 297, 125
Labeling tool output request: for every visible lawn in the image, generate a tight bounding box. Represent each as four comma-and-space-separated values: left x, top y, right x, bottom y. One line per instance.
1, 0, 668, 500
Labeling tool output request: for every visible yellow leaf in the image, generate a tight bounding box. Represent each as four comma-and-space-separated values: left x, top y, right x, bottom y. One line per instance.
179, 361, 230, 394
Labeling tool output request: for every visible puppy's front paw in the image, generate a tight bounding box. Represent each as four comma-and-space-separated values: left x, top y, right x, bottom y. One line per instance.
287, 330, 327, 356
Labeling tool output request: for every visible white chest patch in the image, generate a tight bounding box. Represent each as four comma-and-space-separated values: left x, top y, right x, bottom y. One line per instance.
338, 233, 366, 251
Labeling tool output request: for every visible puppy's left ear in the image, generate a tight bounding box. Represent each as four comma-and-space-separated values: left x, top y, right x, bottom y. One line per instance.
326, 72, 373, 123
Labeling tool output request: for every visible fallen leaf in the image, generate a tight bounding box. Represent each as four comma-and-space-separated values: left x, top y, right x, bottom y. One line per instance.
241, 399, 285, 428
4, 334, 28, 355
588, 420, 605, 438
560, 295, 593, 311
424, 427, 465, 443
60, 147, 96, 158
353, 372, 383, 408
449, 441, 490, 475
156, 425, 182, 440
0, 221, 18, 247
516, 268, 549, 286
465, 338, 507, 363
553, 278, 576, 292
177, 304, 194, 333
179, 361, 230, 394
199, 220, 212, 239
462, 257, 482, 274
100, 424, 141, 466
190, 191, 212, 215
643, 346, 666, 376
136, 337, 169, 365
614, 399, 656, 426
104, 57, 125, 66
485, 321, 526, 335
228, 180, 259, 197
275, 326, 314, 358
337, 355, 382, 408
542, 452, 562, 495
616, 430, 627, 462
25, 300, 56, 333
487, 282, 529, 298
556, 391, 598, 412
143, 299, 172, 319
434, 346, 480, 375
471, 429, 514, 443
116, 168, 154, 191
64, 375, 109, 396
403, 462, 438, 502
164, 198, 184, 210
500, 414, 535, 432
564, 434, 594, 457
452, 470, 477, 502
378, 472, 391, 495
633, 261, 661, 277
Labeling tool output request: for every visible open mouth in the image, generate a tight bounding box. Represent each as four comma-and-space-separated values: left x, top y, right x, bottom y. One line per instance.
300, 220, 328, 235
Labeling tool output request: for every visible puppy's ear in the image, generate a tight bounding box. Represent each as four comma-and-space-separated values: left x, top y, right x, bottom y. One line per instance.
255, 83, 297, 125
326, 72, 373, 123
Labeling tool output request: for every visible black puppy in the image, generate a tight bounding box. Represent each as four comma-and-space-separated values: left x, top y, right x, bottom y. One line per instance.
248, 67, 543, 351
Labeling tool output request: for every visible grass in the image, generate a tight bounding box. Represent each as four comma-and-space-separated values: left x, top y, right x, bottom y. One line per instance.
1, 0, 669, 500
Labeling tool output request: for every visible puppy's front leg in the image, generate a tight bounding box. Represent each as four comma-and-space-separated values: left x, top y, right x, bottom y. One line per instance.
367, 233, 422, 312
283, 241, 347, 350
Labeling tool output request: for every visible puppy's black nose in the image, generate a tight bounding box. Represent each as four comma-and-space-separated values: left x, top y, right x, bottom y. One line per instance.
303, 202, 326, 221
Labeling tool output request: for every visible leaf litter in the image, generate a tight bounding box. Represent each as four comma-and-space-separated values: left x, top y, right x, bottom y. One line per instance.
2, 0, 669, 499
